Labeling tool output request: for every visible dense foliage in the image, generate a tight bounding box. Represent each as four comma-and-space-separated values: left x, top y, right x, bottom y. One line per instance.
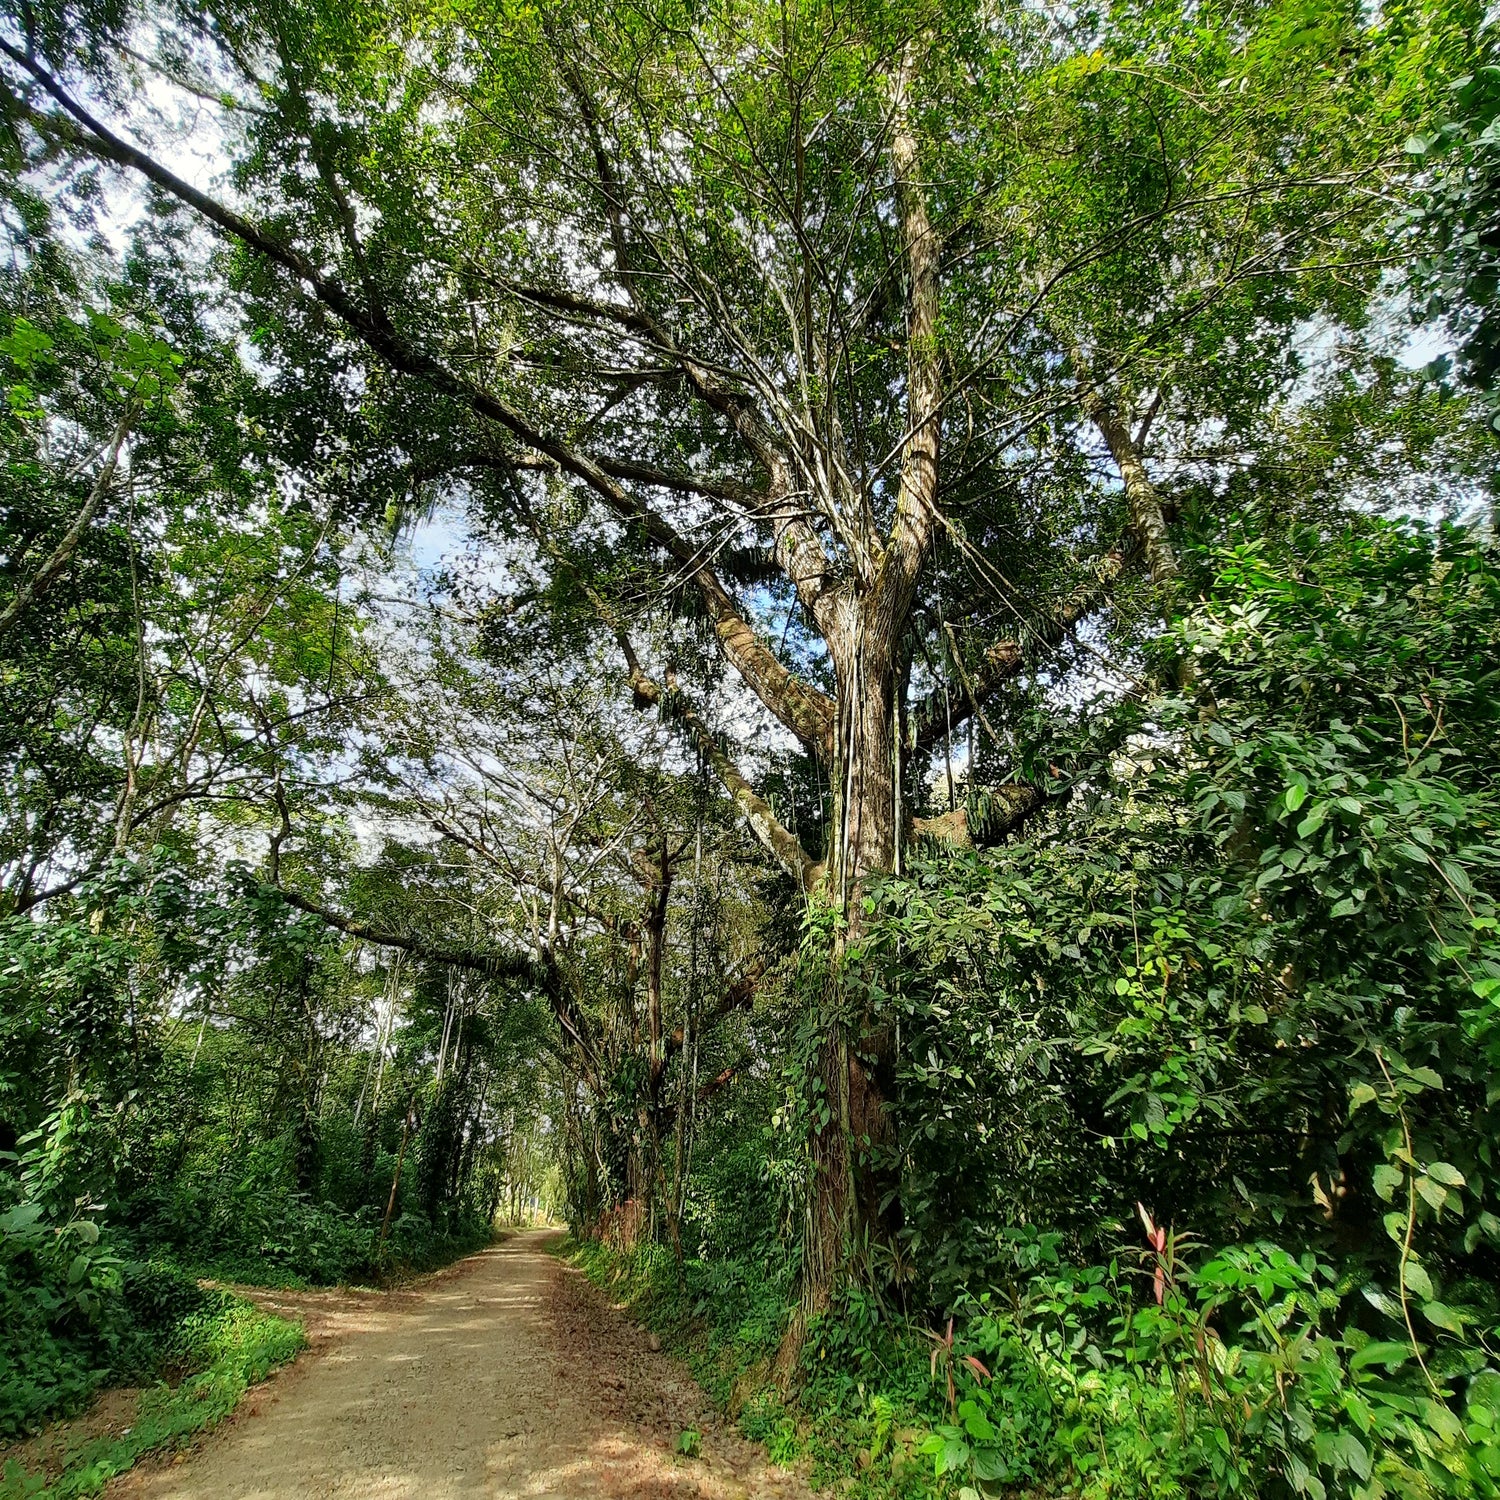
570, 522, 1500, 1500
1, 0, 1499, 1494
849, 522, 1500, 1497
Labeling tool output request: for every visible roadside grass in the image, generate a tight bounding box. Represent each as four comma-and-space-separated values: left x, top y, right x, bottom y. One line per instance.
0, 1224, 514, 1500
0, 1295, 304, 1500
563, 1237, 942, 1499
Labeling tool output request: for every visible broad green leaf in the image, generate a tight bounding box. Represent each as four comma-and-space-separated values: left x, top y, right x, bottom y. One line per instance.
1399, 1260, 1433, 1301
1422, 1301, 1465, 1333
1415, 1177, 1449, 1212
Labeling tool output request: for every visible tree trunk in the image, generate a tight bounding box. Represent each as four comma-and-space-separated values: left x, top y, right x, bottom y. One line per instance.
830, 608, 901, 903
377, 1108, 413, 1259
784, 599, 903, 1365
643, 842, 672, 1243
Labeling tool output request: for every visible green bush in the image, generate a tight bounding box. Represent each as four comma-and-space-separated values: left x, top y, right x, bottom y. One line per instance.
0, 1221, 272, 1443
921, 1232, 1500, 1500
0, 1207, 128, 1441
0, 1294, 303, 1500
126, 1172, 495, 1289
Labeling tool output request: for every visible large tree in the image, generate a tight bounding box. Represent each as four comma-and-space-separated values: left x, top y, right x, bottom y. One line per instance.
0, 0, 1474, 1312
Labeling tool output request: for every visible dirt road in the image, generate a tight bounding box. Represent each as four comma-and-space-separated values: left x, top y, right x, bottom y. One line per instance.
111, 1230, 816, 1500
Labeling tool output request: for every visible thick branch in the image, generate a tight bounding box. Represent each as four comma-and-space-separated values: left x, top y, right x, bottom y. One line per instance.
885, 48, 944, 597
418, 451, 771, 530
660, 1055, 755, 1129
488, 276, 655, 335
275, 876, 603, 1069
5, 50, 835, 757
664, 957, 766, 1062
0, 401, 135, 640
1056, 327, 1174, 584
589, 456, 760, 506
528, 525, 823, 890
696, 1056, 752, 1103
274, 886, 547, 984
910, 549, 1126, 756
560, 57, 837, 625
622, 646, 820, 893
910, 782, 1048, 846
1080, 390, 1176, 585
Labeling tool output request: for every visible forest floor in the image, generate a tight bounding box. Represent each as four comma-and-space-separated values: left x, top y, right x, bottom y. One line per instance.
105, 1228, 817, 1500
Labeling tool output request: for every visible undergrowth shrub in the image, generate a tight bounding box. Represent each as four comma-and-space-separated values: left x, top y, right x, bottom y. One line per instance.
570, 1236, 795, 1406
921, 1230, 1500, 1500
0, 1211, 127, 1440
576, 1227, 1500, 1500
0, 1291, 303, 1500
125, 1173, 495, 1288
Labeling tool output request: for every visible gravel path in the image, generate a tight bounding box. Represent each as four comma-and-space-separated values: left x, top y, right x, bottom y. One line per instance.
109, 1229, 815, 1500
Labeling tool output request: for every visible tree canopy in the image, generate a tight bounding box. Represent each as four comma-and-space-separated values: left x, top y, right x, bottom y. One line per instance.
2, 0, 1500, 1494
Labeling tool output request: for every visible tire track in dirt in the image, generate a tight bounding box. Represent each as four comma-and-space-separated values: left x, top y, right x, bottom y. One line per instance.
108, 1228, 817, 1500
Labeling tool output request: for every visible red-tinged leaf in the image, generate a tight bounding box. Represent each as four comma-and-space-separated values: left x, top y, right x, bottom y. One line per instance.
1154, 1264, 1166, 1305
1137, 1202, 1155, 1239
962, 1355, 991, 1381
1150, 1226, 1166, 1253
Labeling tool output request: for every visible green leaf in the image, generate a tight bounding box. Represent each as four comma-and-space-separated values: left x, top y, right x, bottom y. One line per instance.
1400, 1260, 1433, 1301
1422, 1301, 1465, 1333
1416, 1177, 1449, 1212
0, 1202, 43, 1235
1337, 1431, 1371, 1481
1426, 1162, 1465, 1188
971, 1449, 1009, 1483
1363, 1284, 1404, 1320
1349, 1340, 1413, 1371
1372, 1164, 1403, 1202
938, 1437, 970, 1475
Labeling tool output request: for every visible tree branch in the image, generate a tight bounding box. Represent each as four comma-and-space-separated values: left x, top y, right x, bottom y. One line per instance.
558, 53, 839, 626
885, 47, 944, 596
444, 449, 767, 511
1079, 387, 1176, 585
1057, 329, 1175, 585
910, 782, 1048, 846
274, 886, 548, 984
910, 549, 1127, 756
620, 640, 820, 893
3, 49, 836, 757
664, 957, 766, 1062
0, 400, 136, 640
